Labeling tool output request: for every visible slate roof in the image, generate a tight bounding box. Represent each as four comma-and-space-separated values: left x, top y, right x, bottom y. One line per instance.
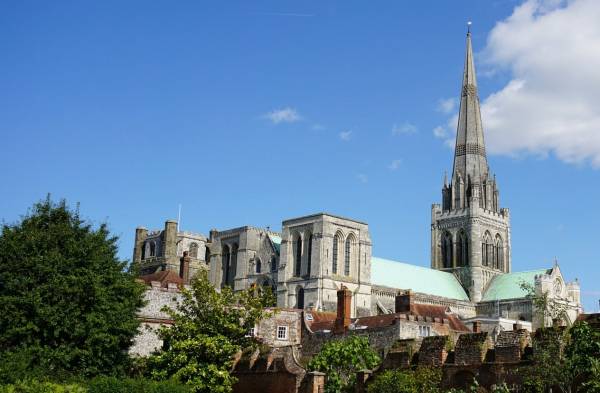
371, 257, 470, 301
481, 268, 551, 301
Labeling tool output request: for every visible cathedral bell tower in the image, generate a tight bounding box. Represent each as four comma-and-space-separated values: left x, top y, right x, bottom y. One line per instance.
431, 28, 511, 302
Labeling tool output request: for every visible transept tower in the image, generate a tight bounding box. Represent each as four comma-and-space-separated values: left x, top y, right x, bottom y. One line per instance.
431, 29, 511, 302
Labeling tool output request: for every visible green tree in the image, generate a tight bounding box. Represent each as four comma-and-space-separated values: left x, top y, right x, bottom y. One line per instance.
521, 326, 573, 393
0, 197, 145, 380
308, 336, 381, 393
367, 367, 441, 393
565, 321, 600, 392
147, 271, 274, 393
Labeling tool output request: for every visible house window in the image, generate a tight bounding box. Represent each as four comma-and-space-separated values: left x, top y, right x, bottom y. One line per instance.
419, 326, 431, 337
277, 326, 288, 340
246, 326, 257, 337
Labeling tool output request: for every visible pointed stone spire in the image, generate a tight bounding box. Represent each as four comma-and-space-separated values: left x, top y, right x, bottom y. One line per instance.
452, 24, 489, 189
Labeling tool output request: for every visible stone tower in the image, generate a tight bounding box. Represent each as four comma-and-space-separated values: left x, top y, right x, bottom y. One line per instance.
278, 213, 372, 317
431, 30, 511, 302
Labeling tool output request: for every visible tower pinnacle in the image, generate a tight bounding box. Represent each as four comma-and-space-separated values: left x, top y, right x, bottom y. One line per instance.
451, 27, 489, 194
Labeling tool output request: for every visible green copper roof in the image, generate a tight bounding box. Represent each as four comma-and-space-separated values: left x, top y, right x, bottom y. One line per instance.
371, 257, 469, 301
268, 235, 281, 254
482, 268, 551, 301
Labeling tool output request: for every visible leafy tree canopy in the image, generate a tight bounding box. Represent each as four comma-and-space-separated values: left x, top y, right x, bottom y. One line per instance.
367, 367, 442, 393
0, 197, 146, 380
147, 271, 274, 393
308, 335, 381, 393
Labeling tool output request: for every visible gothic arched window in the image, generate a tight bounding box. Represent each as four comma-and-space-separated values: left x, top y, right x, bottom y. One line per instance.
271, 256, 278, 273
495, 235, 504, 271
482, 232, 492, 267
344, 235, 353, 276
297, 287, 305, 309
256, 258, 262, 274
294, 235, 302, 277
307, 234, 313, 277
149, 241, 156, 257
332, 233, 340, 274
441, 232, 453, 268
141, 242, 146, 259
189, 243, 198, 258
230, 243, 238, 286
222, 245, 231, 288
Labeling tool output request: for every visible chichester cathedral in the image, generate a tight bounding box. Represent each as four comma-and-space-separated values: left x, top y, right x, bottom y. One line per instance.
132, 31, 582, 334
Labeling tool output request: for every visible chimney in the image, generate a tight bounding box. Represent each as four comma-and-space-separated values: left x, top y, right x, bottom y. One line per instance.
180, 251, 191, 284
472, 321, 481, 333
334, 285, 352, 334
395, 290, 414, 313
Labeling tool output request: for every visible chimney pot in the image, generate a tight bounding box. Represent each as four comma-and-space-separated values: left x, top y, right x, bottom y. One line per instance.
334, 285, 352, 334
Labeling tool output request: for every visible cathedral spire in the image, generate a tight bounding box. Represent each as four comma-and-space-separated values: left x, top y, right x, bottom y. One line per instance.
452, 25, 489, 187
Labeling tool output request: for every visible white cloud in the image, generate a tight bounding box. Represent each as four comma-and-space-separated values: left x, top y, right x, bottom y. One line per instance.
478, 0, 600, 167
311, 123, 326, 131
392, 122, 418, 135
356, 174, 368, 183
263, 107, 301, 124
433, 126, 447, 139
388, 159, 402, 170
339, 130, 352, 141
437, 98, 456, 114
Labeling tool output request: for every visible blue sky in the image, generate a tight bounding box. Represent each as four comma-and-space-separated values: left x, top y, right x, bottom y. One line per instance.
1, 1, 599, 312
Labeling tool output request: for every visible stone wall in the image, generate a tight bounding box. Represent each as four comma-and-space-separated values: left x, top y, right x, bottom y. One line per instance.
257, 309, 302, 347
454, 332, 492, 365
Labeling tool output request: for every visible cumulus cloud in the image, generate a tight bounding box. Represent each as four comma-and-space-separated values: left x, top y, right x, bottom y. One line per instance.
388, 159, 402, 170
392, 122, 418, 135
437, 98, 457, 114
479, 0, 600, 167
433, 126, 447, 139
339, 130, 352, 141
263, 107, 301, 124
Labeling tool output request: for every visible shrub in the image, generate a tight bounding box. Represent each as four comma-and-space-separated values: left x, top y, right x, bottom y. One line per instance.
367, 367, 442, 393
0, 380, 85, 393
87, 377, 190, 393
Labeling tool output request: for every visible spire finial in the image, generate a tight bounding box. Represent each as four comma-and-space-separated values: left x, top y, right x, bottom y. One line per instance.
467, 21, 472, 35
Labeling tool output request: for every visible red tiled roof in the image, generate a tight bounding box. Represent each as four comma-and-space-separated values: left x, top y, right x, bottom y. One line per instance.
138, 270, 184, 288
304, 311, 336, 332
406, 304, 469, 332
304, 304, 469, 333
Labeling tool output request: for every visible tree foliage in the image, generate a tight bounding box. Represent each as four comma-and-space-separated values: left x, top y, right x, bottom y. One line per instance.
147, 271, 274, 393
308, 335, 381, 393
566, 321, 600, 392
367, 367, 442, 393
0, 197, 145, 380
